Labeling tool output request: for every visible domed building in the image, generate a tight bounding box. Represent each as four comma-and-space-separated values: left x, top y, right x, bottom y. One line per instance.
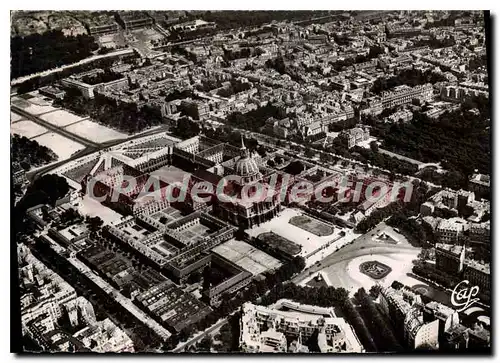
214, 137, 281, 229
234, 138, 262, 186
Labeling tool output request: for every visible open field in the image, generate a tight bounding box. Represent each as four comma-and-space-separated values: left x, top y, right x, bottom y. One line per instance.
289, 215, 334, 236
11, 120, 49, 139
11, 111, 24, 123
40, 109, 86, 127
64, 119, 127, 143
11, 96, 57, 115
32, 132, 85, 160
98, 33, 119, 48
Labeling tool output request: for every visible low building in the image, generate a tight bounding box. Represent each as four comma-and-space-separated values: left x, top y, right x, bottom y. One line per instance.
464, 259, 490, 294
135, 281, 212, 333
12, 162, 27, 185
468, 172, 490, 200
381, 84, 433, 109
468, 221, 490, 246
440, 85, 489, 104
201, 253, 253, 306
359, 96, 383, 116
341, 127, 370, 149
116, 11, 153, 30
84, 14, 119, 35
435, 243, 466, 275
302, 121, 327, 138
239, 302, 364, 353
387, 109, 413, 123
379, 286, 439, 350
436, 217, 468, 243
73, 318, 135, 353
39, 86, 66, 100
435, 243, 490, 293
422, 301, 460, 347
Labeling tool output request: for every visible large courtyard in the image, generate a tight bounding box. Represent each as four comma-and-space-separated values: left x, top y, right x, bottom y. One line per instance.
246, 208, 341, 258
76, 195, 123, 225
150, 205, 185, 225
296, 222, 424, 292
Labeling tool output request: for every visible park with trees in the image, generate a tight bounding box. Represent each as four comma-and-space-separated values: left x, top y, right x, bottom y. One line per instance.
11, 30, 99, 79
11, 134, 58, 170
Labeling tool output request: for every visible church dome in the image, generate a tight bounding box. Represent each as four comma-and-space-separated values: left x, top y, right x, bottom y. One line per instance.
235, 155, 260, 178
234, 137, 261, 184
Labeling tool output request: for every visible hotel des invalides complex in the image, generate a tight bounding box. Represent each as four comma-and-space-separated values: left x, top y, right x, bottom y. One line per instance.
57, 132, 285, 291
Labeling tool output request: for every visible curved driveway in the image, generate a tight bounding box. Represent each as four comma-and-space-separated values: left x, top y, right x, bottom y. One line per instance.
292, 222, 419, 284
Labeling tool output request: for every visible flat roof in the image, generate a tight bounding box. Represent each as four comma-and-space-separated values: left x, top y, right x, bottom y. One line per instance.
212, 239, 282, 276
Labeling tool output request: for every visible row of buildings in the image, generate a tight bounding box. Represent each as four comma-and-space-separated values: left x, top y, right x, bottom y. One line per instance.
18, 245, 135, 352
435, 243, 490, 294
380, 285, 489, 350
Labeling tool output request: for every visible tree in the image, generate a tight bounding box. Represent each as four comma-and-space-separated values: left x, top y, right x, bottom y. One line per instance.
85, 216, 104, 234
369, 284, 382, 298
354, 287, 403, 352
11, 134, 57, 168
173, 117, 200, 138
187, 271, 202, 284
59, 208, 81, 225
284, 160, 305, 175
202, 266, 212, 291
304, 148, 316, 158
197, 337, 212, 352
11, 30, 99, 79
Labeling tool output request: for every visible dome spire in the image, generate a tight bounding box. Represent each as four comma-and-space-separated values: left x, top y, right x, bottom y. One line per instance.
240, 135, 246, 150
240, 135, 249, 157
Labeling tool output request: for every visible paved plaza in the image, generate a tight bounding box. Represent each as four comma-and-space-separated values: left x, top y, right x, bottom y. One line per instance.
246, 208, 341, 258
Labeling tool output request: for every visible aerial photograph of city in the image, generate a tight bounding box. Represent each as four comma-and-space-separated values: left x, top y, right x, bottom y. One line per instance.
10, 9, 491, 354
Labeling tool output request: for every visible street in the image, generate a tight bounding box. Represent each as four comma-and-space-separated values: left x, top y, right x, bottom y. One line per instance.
69, 256, 172, 342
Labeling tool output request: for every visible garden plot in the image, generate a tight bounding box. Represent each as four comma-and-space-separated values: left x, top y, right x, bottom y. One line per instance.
40, 109, 87, 127
11, 120, 49, 139
32, 132, 85, 160
289, 215, 334, 237
64, 119, 127, 143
